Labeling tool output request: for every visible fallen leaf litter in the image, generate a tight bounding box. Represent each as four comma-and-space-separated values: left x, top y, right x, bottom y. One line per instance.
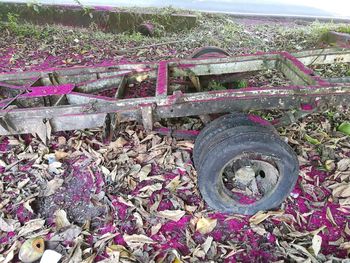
1, 11, 350, 262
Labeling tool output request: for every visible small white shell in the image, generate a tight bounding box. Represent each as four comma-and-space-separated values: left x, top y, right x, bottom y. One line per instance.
19, 237, 45, 263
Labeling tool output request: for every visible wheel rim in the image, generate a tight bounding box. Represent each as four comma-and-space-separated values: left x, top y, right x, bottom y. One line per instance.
220, 153, 280, 205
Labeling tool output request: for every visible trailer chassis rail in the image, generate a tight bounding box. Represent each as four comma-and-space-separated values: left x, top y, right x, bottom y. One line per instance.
1, 47, 350, 141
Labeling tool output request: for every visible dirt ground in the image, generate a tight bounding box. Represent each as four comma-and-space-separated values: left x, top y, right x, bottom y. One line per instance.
1, 11, 350, 262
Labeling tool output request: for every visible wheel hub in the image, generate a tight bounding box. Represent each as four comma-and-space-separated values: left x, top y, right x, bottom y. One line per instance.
222, 155, 280, 203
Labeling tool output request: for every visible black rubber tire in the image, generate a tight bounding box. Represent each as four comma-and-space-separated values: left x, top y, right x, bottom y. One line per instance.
190, 46, 230, 59
197, 126, 299, 215
193, 113, 275, 168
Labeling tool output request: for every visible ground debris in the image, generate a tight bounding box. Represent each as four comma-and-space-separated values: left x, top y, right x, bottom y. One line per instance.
1, 13, 350, 262
1, 113, 350, 261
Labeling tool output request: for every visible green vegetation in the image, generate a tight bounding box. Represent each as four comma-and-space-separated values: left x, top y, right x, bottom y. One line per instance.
1, 7, 350, 65
207, 79, 248, 91
247, 110, 276, 121
119, 31, 146, 43
234, 79, 248, 89
304, 133, 321, 145
4, 12, 51, 38
336, 25, 350, 34
338, 121, 350, 135
72, 0, 94, 17
26, 1, 41, 13
207, 80, 226, 91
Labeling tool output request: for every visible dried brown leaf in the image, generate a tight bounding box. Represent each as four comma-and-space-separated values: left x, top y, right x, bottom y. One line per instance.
2, 240, 20, 263
55, 150, 69, 160
158, 210, 186, 222
23, 199, 35, 214
123, 234, 154, 249
137, 164, 152, 181
196, 217, 217, 235
139, 183, 162, 195
310, 225, 327, 235
0, 217, 15, 232
109, 137, 128, 149
18, 218, 45, 237
43, 178, 64, 197
224, 247, 244, 258
165, 176, 181, 191
57, 136, 66, 146
18, 178, 30, 189
50, 225, 81, 242
0, 159, 7, 168
339, 197, 350, 206
311, 235, 322, 256
250, 224, 267, 235
329, 237, 344, 246
337, 159, 350, 171
106, 244, 133, 260
339, 241, 350, 250
326, 207, 337, 226
288, 231, 309, 238
54, 209, 70, 230
151, 223, 162, 236
81, 255, 96, 263
249, 210, 284, 225
94, 233, 118, 249
249, 211, 270, 225
67, 241, 82, 263
332, 183, 350, 198
291, 244, 318, 263
202, 236, 213, 254
345, 222, 350, 236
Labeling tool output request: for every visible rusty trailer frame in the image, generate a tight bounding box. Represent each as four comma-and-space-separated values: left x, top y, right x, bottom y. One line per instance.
1, 47, 350, 141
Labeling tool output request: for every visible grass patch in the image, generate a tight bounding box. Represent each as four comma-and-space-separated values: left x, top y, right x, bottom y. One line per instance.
3, 12, 52, 39
336, 25, 350, 34
1, 9, 350, 67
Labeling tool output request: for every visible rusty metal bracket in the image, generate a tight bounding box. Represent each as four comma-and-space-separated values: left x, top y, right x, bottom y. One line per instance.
141, 104, 155, 131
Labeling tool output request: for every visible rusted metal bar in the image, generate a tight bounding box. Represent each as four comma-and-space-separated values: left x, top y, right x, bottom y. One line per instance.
0, 48, 349, 138
156, 61, 168, 97
327, 77, 350, 83
292, 47, 350, 65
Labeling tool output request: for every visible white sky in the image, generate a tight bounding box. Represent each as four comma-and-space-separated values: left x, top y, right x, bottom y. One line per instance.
284, 0, 350, 16
196, 0, 350, 16
2, 0, 350, 18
